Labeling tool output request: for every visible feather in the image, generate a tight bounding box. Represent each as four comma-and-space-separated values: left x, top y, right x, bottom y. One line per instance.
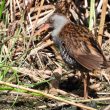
58, 23, 108, 70
48, 13, 110, 71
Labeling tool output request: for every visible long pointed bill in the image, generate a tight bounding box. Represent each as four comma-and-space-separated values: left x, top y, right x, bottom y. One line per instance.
38, 23, 51, 33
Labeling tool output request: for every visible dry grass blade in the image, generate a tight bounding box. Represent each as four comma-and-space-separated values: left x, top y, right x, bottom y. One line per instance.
31, 0, 44, 36
29, 39, 54, 56
0, 1, 110, 109
103, 105, 110, 110
97, 0, 108, 46
0, 80, 96, 110
26, 0, 44, 50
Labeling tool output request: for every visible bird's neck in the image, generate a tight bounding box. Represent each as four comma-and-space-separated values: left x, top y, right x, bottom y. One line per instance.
51, 24, 66, 46
51, 21, 69, 37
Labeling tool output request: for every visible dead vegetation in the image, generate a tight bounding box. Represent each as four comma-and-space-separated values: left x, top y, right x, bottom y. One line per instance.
0, 0, 110, 110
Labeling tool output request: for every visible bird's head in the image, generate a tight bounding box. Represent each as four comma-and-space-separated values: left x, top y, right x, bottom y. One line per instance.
47, 13, 69, 30
39, 13, 69, 37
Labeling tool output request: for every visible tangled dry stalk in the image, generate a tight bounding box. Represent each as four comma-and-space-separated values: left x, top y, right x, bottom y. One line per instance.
0, 0, 110, 110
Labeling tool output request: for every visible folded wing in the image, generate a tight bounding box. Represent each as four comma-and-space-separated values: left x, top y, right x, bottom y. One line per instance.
59, 23, 107, 70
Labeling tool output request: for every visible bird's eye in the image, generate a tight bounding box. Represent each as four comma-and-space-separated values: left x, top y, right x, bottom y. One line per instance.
49, 19, 54, 23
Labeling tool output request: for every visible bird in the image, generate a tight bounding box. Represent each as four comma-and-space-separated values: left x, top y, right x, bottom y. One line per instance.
42, 13, 110, 98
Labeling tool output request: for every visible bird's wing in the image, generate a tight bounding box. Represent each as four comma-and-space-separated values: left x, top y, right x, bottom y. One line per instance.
59, 23, 105, 70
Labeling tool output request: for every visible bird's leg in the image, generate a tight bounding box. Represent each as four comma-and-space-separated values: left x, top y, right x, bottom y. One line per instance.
83, 74, 88, 99
83, 73, 90, 99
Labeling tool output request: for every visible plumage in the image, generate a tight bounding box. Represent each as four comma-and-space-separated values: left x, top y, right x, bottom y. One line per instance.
47, 13, 109, 71
43, 13, 110, 98
59, 23, 107, 70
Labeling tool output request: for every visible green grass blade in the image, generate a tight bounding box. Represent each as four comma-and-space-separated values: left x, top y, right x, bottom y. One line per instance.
89, 0, 95, 30
0, 0, 5, 19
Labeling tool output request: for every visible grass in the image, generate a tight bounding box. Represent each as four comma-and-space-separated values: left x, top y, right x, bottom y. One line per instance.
0, 0, 109, 110
0, 0, 5, 19
89, 0, 95, 30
